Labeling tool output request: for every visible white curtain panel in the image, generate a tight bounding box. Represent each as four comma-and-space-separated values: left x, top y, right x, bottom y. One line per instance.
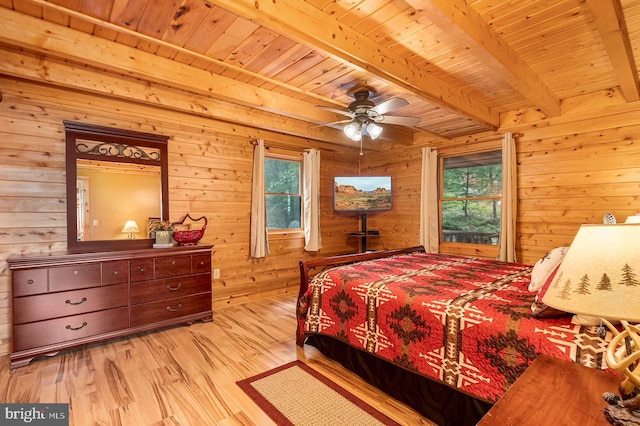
250, 139, 269, 258
498, 132, 517, 262
419, 147, 439, 253
303, 149, 322, 251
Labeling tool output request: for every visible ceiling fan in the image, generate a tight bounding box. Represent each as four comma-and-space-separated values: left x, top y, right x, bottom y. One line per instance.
316, 91, 421, 141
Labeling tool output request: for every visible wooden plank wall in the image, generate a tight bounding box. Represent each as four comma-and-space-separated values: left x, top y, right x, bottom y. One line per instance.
358, 145, 423, 251
0, 77, 362, 356
510, 92, 640, 264
365, 91, 640, 266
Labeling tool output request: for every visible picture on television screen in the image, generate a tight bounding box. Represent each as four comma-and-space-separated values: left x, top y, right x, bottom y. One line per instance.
334, 176, 392, 212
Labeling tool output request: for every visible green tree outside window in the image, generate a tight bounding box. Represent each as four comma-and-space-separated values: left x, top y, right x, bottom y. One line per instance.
441, 150, 502, 245
265, 157, 302, 230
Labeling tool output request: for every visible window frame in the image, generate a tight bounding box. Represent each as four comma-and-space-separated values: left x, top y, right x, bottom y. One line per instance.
438, 144, 503, 258
264, 148, 304, 235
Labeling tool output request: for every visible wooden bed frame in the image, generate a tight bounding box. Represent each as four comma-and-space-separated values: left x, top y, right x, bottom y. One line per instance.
295, 246, 493, 425
296, 246, 426, 346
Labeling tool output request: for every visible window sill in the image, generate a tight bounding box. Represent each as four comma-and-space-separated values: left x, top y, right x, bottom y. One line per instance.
268, 230, 304, 240
439, 242, 499, 259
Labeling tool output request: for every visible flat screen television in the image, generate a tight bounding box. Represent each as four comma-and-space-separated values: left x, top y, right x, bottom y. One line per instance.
334, 176, 392, 212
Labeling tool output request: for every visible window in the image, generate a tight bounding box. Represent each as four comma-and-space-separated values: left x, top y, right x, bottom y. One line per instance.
265, 154, 302, 230
440, 150, 502, 245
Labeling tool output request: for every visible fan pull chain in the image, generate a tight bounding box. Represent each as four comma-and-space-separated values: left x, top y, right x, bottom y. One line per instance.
359, 136, 364, 156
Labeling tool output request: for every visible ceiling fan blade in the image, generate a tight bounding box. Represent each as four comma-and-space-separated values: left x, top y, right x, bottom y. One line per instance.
370, 97, 409, 115
310, 119, 353, 129
315, 105, 354, 117
377, 115, 421, 126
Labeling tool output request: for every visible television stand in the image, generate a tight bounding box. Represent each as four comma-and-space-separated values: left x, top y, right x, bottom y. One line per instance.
348, 213, 380, 252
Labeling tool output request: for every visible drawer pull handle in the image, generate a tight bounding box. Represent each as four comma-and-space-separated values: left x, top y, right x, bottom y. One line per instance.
65, 297, 87, 305
66, 322, 88, 331
113, 271, 118, 275
167, 283, 182, 291
171, 260, 176, 265
166, 304, 182, 312
199, 261, 204, 266
73, 270, 79, 276
27, 279, 34, 285
140, 268, 145, 272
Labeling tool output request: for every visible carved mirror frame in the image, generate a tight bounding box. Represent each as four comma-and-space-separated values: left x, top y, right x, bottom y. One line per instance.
64, 121, 169, 252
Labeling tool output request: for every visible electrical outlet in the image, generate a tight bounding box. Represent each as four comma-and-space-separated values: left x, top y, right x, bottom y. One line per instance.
213, 268, 220, 279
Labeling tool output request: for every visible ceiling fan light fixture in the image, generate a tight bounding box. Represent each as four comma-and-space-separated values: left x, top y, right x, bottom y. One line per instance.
344, 122, 362, 141
366, 122, 383, 140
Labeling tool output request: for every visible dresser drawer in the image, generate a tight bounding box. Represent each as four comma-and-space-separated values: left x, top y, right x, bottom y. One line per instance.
192, 254, 211, 274
130, 274, 211, 305
12, 307, 130, 351
12, 269, 48, 296
13, 284, 129, 324
130, 293, 211, 327
130, 258, 155, 282
102, 261, 129, 285
155, 255, 191, 278
49, 263, 101, 292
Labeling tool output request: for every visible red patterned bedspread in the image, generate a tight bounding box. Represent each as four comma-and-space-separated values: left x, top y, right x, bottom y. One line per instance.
298, 252, 613, 402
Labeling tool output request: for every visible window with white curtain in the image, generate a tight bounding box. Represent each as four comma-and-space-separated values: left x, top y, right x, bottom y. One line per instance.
264, 153, 303, 231
440, 150, 502, 246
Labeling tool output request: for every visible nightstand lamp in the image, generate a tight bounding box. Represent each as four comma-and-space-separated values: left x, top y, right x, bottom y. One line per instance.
541, 224, 640, 424
121, 220, 140, 239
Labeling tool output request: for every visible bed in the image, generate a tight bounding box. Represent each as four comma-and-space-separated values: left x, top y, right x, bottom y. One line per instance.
296, 246, 616, 426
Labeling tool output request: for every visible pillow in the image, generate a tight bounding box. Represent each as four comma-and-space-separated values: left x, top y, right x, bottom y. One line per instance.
531, 295, 569, 318
530, 267, 571, 318
528, 247, 569, 292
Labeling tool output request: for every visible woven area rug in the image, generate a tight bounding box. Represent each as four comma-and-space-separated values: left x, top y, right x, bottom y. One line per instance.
237, 360, 401, 426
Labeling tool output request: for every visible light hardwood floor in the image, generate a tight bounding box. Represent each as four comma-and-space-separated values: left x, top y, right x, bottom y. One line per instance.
0, 293, 433, 425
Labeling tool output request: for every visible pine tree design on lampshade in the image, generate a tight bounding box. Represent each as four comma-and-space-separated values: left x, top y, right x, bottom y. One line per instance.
621, 264, 640, 286
549, 265, 639, 303
552, 263, 640, 300
598, 274, 613, 291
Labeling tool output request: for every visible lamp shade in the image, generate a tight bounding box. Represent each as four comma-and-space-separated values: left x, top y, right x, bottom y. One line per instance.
121, 220, 140, 239
366, 122, 383, 140
121, 220, 140, 233
541, 224, 640, 322
343, 122, 361, 141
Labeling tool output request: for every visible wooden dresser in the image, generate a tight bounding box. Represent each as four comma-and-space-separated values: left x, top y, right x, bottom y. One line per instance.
7, 245, 213, 368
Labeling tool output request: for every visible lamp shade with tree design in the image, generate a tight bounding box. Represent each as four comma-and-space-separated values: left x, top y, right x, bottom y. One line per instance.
541, 224, 640, 322
541, 223, 640, 424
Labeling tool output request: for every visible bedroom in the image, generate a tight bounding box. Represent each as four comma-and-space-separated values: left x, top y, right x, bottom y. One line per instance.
1, 0, 640, 424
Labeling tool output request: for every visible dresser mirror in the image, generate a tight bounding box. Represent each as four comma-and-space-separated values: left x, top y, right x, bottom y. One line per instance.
65, 121, 169, 252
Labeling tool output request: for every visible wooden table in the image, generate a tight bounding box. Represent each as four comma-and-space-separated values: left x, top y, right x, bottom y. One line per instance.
478, 354, 622, 425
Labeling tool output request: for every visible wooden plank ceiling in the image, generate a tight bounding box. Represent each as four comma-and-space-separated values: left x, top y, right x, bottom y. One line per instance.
1, 0, 640, 146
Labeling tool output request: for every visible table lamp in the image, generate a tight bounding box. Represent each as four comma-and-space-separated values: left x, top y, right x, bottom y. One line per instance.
541, 224, 640, 424
121, 220, 140, 239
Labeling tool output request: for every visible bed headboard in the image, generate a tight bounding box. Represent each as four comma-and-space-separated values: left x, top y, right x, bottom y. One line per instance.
297, 246, 426, 300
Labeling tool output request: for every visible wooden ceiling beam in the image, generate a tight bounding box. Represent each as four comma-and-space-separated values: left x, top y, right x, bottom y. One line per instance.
0, 46, 359, 147
0, 8, 346, 128
406, 0, 560, 117
585, 0, 640, 102
20, 0, 349, 110
206, 0, 499, 130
